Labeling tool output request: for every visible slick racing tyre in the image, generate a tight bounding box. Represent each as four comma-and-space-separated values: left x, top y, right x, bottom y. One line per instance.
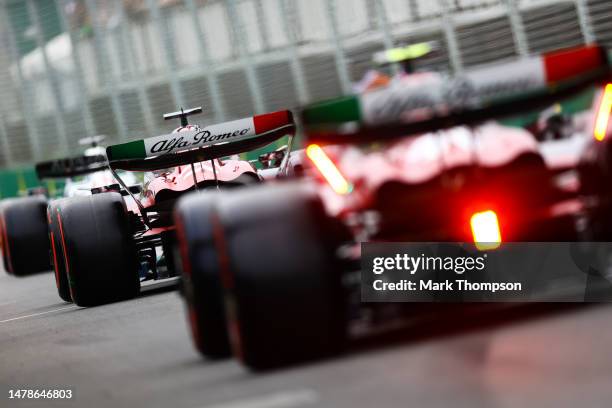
56, 192, 139, 307
0, 214, 10, 273
1, 196, 50, 276
216, 183, 347, 370
175, 193, 231, 359
48, 200, 72, 303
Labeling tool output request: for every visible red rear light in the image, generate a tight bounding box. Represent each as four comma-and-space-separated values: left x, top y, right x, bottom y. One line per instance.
594, 83, 612, 142
306, 144, 352, 195
470, 210, 502, 250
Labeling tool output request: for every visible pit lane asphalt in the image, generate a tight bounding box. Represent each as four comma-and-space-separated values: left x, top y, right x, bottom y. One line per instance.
2, 266, 612, 408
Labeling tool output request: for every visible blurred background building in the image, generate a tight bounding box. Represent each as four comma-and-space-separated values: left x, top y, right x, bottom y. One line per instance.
0, 0, 610, 172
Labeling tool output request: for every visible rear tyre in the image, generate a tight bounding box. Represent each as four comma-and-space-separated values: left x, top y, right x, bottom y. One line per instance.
217, 183, 347, 370
48, 201, 72, 302
174, 193, 231, 358
0, 214, 10, 274
56, 192, 139, 307
1, 196, 50, 276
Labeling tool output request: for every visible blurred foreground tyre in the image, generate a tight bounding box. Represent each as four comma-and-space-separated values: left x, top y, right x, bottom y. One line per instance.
218, 183, 347, 370
56, 192, 139, 306
0, 196, 50, 276
48, 201, 72, 302
175, 193, 231, 359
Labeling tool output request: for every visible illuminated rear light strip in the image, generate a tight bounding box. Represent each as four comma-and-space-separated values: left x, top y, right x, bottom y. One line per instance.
594, 84, 612, 142
306, 144, 352, 195
470, 210, 502, 251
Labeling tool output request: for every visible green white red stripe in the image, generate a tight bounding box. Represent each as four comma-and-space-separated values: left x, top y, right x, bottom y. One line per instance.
107, 110, 292, 161
302, 45, 610, 127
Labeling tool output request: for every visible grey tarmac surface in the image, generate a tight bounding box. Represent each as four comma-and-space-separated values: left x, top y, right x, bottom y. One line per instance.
2, 268, 612, 408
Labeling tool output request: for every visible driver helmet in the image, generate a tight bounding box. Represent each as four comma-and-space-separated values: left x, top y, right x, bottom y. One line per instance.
146, 124, 204, 180
172, 124, 202, 134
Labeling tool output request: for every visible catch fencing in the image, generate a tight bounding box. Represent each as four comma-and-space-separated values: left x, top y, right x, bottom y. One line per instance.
0, 0, 610, 166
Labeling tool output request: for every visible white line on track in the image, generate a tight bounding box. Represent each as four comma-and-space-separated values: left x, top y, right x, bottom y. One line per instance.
0, 305, 77, 324
200, 389, 320, 408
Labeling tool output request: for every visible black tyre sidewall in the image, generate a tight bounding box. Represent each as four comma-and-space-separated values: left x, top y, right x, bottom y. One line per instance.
1, 196, 50, 276
57, 192, 139, 306
0, 211, 11, 274
175, 193, 231, 358
48, 201, 72, 302
218, 183, 347, 369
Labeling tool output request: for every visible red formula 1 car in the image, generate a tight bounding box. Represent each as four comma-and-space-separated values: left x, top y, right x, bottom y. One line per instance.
48, 107, 296, 306
175, 45, 612, 369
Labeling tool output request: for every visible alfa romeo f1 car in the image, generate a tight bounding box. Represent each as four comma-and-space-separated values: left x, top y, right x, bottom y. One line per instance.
0, 138, 121, 276
48, 107, 295, 306
175, 45, 612, 369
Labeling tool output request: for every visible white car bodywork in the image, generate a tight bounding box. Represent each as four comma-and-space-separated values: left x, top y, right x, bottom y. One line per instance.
61, 146, 137, 198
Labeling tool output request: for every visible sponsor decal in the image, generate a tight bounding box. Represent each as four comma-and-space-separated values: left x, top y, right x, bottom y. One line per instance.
143, 117, 256, 158
361, 58, 546, 125
107, 110, 293, 161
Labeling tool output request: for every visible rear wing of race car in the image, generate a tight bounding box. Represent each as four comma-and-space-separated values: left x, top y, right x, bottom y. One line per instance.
302, 45, 612, 145
106, 110, 295, 172
35, 154, 108, 179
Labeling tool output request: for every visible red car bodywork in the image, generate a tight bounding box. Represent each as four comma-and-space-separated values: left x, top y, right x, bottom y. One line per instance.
141, 159, 257, 208
308, 119, 592, 244
118, 110, 295, 232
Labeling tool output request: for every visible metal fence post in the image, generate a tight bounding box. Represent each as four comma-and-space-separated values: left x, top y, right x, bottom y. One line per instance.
325, 0, 353, 94
226, 0, 266, 114
0, 111, 11, 166
254, 0, 270, 51
110, 3, 132, 81
26, 0, 70, 156
439, 0, 463, 73
56, 0, 96, 140
407, 0, 420, 21
278, 0, 310, 104
183, 0, 226, 122
115, 0, 155, 136
0, 13, 14, 166
575, 0, 595, 44
505, 0, 529, 57
0, 7, 12, 166
374, 0, 400, 75
365, 0, 378, 31
1, 1, 41, 162
147, 0, 186, 109
83, 0, 128, 141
